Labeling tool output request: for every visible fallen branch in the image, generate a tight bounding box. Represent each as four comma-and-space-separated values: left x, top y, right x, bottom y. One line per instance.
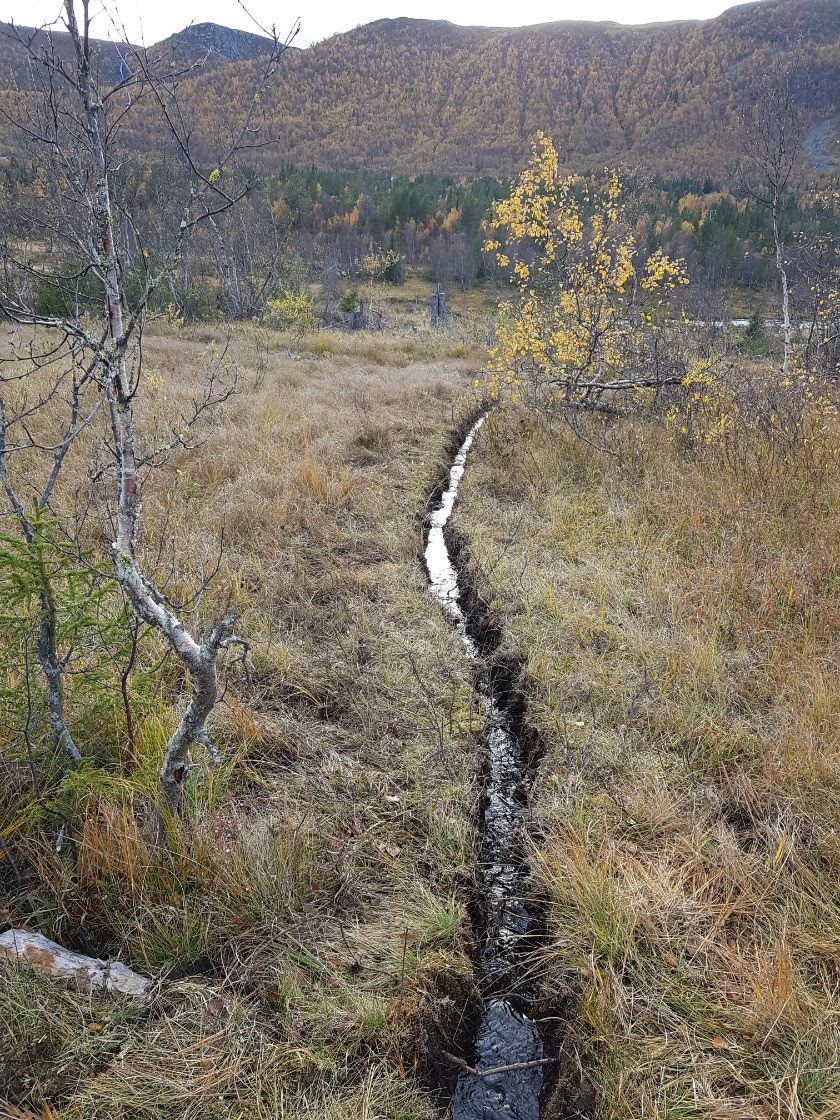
0, 929, 153, 1001
444, 1051, 554, 1078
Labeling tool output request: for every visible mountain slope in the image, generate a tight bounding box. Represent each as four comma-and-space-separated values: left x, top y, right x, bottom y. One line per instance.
0, 22, 130, 86
0, 0, 837, 178
148, 0, 840, 177
0, 19, 275, 88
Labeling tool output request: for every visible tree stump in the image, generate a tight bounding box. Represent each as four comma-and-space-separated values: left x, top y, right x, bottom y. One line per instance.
350, 299, 369, 331
430, 285, 447, 328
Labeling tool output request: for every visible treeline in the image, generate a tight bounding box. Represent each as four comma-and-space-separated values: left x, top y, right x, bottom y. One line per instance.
642, 178, 840, 303
261, 166, 840, 299
3, 153, 837, 325
268, 166, 507, 287
271, 167, 840, 307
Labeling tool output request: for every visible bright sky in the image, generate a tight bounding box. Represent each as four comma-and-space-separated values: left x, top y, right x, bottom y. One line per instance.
4, 0, 756, 48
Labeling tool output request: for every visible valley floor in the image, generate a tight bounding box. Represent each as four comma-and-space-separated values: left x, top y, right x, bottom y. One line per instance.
1, 321, 487, 1118
458, 407, 840, 1119
2, 313, 838, 1120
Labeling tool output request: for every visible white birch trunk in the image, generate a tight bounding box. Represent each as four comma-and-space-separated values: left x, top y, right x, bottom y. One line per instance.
772, 192, 792, 377
65, 0, 232, 809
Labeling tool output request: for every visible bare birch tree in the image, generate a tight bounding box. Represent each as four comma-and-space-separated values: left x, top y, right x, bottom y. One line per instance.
0, 1, 296, 808
738, 66, 809, 377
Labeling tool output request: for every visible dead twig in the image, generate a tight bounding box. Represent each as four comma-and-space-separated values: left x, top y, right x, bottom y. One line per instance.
444, 1051, 554, 1077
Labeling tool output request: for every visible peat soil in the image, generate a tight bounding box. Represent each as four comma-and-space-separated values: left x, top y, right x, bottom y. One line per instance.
420, 411, 594, 1119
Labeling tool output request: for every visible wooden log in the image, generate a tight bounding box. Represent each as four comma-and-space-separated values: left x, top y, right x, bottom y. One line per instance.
0, 929, 153, 1001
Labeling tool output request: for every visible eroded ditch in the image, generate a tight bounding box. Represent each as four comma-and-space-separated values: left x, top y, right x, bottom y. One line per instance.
424, 414, 545, 1120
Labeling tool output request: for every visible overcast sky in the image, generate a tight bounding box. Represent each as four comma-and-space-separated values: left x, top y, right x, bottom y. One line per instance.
5, 0, 756, 48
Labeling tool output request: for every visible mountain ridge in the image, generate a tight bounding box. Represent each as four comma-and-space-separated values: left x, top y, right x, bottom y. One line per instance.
152, 21, 279, 63
0, 18, 278, 87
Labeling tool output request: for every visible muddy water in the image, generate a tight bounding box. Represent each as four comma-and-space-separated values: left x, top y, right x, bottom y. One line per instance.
425, 416, 543, 1120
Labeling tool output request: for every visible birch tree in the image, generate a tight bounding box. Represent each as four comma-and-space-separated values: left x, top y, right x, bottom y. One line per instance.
0, 1, 295, 808
738, 67, 808, 378
484, 133, 690, 421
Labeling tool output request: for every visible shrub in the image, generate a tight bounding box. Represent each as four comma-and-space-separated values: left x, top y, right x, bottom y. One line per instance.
362, 249, 404, 284
34, 277, 65, 318
744, 312, 768, 355
183, 280, 219, 322
265, 291, 317, 334
339, 288, 359, 314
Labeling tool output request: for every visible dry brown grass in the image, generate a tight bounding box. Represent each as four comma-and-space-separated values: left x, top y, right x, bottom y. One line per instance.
458, 405, 840, 1119
7, 302, 836, 1118
0, 320, 484, 1117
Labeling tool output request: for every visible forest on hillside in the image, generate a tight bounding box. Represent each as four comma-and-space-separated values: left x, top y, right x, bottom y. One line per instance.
0, 0, 837, 179
121, 0, 840, 178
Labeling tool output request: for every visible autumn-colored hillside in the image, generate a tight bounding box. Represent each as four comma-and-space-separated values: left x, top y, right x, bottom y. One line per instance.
0, 0, 838, 177
275, 0, 840, 176
133, 0, 840, 177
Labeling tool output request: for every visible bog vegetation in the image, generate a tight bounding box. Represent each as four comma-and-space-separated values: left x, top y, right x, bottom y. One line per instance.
456, 129, 839, 1119
0, 4, 838, 1118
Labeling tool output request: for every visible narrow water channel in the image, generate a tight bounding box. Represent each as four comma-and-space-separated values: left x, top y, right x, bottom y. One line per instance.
425, 415, 543, 1120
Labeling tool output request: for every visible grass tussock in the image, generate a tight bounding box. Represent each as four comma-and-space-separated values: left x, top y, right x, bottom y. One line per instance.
0, 320, 483, 1116
459, 405, 840, 1119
